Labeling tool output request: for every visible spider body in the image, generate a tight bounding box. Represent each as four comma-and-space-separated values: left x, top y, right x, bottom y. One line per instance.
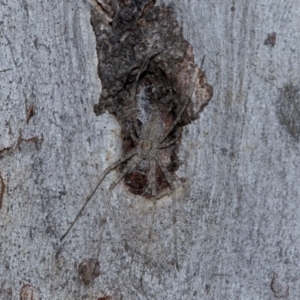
60, 65, 200, 242
121, 108, 177, 197
60, 0, 213, 288
59, 106, 178, 241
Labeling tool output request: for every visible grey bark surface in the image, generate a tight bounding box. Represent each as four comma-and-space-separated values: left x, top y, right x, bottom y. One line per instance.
0, 0, 299, 299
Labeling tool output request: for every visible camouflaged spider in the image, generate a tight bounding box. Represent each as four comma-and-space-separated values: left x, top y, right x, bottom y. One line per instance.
60, 73, 200, 272
60, 70, 198, 240
60, 39, 203, 283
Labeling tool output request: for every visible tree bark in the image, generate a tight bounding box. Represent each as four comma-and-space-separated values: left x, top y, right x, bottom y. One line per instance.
0, 0, 299, 299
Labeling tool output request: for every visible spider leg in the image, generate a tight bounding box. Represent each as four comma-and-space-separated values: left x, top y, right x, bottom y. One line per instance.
132, 41, 158, 103
140, 157, 160, 286
140, 156, 157, 197
130, 122, 140, 143
134, 119, 141, 137
60, 150, 137, 241
109, 155, 141, 192
155, 187, 172, 200
131, 43, 158, 144
140, 198, 157, 287
150, 158, 157, 197
96, 155, 142, 257
159, 69, 199, 144
158, 131, 180, 149
155, 155, 179, 271
155, 156, 175, 190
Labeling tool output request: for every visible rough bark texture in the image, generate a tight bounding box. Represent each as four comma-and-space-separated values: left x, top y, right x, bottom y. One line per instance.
0, 0, 300, 299
90, 0, 212, 197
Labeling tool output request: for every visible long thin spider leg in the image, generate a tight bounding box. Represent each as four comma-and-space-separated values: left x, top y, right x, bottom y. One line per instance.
155, 156, 179, 271
150, 158, 157, 198
130, 122, 139, 143
140, 158, 158, 286
96, 155, 141, 257
140, 182, 150, 198
155, 187, 172, 200
159, 68, 199, 144
158, 131, 180, 149
132, 41, 159, 102
130, 41, 162, 149
109, 155, 141, 192
155, 156, 175, 190
200, 55, 205, 70
140, 156, 157, 197
131, 55, 149, 145
140, 199, 157, 287
133, 119, 141, 137
60, 150, 137, 241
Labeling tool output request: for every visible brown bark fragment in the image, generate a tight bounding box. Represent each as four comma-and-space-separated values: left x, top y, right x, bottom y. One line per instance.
20, 285, 36, 300
78, 259, 100, 285
90, 0, 213, 196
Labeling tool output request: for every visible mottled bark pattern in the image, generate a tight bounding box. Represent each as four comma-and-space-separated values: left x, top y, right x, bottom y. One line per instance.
91, 0, 212, 196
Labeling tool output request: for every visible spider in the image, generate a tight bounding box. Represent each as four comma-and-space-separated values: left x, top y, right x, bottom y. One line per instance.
60, 46, 202, 284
